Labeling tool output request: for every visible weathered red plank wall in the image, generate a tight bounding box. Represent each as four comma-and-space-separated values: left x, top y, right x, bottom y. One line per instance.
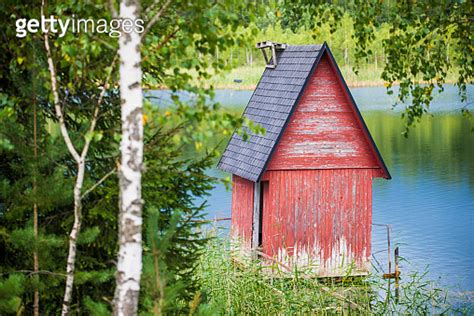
266, 53, 382, 174
259, 53, 381, 275
231, 52, 383, 275
231, 175, 254, 248
261, 169, 374, 275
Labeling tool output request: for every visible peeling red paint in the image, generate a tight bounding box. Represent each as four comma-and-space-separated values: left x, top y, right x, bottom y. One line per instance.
231, 175, 253, 248
230, 52, 386, 276
260, 170, 373, 273
267, 54, 382, 172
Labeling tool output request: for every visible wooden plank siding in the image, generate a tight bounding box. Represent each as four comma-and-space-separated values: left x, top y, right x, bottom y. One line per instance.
260, 169, 375, 276
266, 54, 382, 174
228, 46, 390, 277
256, 54, 379, 275
231, 175, 254, 248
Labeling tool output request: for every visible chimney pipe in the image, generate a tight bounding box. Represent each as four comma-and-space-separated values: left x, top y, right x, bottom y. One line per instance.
256, 41, 287, 69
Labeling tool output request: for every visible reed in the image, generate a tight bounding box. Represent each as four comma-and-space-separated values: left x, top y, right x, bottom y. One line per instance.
195, 237, 470, 314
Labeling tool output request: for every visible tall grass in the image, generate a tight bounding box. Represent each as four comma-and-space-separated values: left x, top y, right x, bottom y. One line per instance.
195, 238, 470, 314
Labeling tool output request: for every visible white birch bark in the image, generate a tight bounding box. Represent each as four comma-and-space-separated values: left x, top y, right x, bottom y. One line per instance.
113, 0, 144, 314
42, 2, 116, 312
61, 164, 84, 316
44, 26, 84, 315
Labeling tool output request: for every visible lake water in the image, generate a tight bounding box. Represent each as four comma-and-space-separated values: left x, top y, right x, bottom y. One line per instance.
190, 85, 473, 303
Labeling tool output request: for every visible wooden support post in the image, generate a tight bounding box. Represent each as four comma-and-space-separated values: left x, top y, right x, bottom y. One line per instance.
394, 247, 400, 302
261, 49, 269, 66
271, 44, 277, 67
387, 225, 392, 274
383, 246, 401, 280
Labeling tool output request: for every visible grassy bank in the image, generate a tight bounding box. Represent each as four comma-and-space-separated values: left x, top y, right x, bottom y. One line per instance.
203, 64, 384, 90
191, 64, 463, 91
194, 238, 469, 314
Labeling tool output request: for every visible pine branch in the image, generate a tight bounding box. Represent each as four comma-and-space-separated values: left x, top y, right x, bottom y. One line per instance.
1, 270, 67, 278
109, 0, 118, 18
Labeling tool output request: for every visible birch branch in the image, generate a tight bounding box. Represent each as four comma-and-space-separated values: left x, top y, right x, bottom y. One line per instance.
81, 167, 117, 199
80, 54, 119, 160
144, 0, 163, 16
109, 0, 118, 18
141, 0, 173, 41
155, 27, 179, 51
42, 2, 119, 313
43, 31, 81, 163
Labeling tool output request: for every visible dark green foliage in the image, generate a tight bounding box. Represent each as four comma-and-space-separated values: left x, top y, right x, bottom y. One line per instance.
0, 274, 25, 314
0, 56, 70, 312
139, 127, 216, 314
83, 296, 109, 316
0, 100, 119, 314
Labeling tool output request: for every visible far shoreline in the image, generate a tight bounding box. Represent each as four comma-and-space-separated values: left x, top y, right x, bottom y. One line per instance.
147, 78, 466, 91
147, 81, 389, 91
208, 80, 389, 91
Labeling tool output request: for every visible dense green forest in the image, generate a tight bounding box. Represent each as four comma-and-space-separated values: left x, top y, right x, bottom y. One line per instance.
0, 0, 471, 314
201, 18, 444, 88
181, 6, 469, 94
199, 18, 462, 89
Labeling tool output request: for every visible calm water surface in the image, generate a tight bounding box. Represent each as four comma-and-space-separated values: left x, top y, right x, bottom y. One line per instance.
195, 86, 473, 300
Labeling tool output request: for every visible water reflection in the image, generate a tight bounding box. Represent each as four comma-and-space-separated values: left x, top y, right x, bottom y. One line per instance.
368, 112, 474, 299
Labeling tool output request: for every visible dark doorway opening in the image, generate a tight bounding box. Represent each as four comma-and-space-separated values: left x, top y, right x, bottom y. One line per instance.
258, 181, 268, 248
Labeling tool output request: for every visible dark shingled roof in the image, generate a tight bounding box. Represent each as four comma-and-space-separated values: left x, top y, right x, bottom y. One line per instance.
217, 44, 323, 182
217, 43, 391, 182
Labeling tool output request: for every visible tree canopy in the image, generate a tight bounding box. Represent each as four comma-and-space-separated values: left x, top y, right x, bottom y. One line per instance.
277, 0, 473, 132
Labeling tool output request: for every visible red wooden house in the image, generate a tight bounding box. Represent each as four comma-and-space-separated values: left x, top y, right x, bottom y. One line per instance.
218, 42, 390, 276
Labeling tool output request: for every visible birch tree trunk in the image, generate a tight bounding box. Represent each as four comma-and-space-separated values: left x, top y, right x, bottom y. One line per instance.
43, 25, 86, 315
43, 3, 115, 312
61, 167, 85, 315
113, 0, 144, 314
